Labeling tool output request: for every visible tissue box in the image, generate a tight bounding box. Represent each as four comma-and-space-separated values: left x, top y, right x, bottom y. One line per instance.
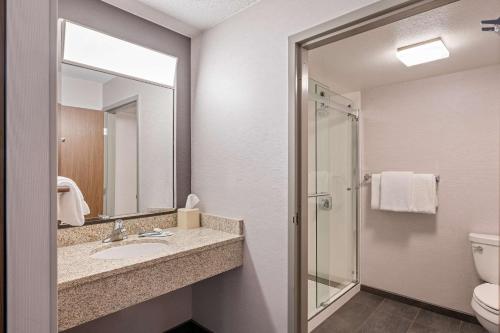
177, 208, 200, 229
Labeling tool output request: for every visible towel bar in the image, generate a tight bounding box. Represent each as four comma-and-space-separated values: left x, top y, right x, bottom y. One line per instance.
57, 186, 70, 193
363, 173, 440, 183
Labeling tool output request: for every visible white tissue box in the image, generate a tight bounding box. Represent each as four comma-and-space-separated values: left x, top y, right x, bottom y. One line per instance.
177, 208, 200, 229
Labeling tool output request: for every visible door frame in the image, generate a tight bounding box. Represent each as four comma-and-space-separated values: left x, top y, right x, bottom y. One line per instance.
6, 0, 58, 331
287, 1, 459, 332
0, 0, 4, 330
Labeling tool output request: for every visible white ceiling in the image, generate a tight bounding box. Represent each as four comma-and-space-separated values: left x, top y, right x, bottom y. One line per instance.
61, 63, 115, 84
135, 0, 261, 31
309, 0, 500, 94
102, 0, 201, 37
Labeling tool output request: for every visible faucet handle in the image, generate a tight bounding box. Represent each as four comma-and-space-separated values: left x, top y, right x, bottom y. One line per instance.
102, 219, 127, 243
114, 219, 124, 230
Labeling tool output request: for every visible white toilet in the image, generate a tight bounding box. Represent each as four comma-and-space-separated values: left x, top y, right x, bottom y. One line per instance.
469, 233, 499, 333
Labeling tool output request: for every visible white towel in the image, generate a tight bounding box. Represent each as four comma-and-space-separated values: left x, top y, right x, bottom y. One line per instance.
380, 171, 414, 212
57, 176, 90, 226
370, 174, 381, 209
411, 174, 437, 214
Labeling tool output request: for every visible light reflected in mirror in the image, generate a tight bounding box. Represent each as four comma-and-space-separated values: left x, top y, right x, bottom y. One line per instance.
63, 21, 177, 87
57, 62, 175, 224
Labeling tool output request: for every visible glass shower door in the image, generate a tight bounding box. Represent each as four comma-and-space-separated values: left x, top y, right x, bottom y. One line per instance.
308, 80, 359, 318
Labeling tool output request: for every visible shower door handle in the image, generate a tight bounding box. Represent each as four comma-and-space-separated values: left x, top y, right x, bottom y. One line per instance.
308, 193, 333, 210
307, 192, 331, 198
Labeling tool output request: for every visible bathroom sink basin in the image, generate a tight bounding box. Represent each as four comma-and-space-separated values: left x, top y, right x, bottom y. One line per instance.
91, 242, 169, 260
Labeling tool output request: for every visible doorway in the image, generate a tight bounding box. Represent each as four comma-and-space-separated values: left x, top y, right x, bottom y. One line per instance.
58, 105, 105, 218
104, 100, 139, 217
288, 1, 463, 332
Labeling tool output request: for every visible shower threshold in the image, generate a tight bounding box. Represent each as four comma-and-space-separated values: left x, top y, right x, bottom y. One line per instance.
308, 281, 358, 320
308, 282, 360, 332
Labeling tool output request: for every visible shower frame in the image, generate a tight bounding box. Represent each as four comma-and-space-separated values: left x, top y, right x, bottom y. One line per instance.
307, 79, 360, 324
287, 0, 459, 332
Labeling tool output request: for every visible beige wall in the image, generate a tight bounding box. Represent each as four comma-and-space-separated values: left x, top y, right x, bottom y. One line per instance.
361, 64, 500, 314
190, 0, 378, 331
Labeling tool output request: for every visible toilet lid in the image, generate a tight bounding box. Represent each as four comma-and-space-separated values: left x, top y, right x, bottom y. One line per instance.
474, 283, 499, 312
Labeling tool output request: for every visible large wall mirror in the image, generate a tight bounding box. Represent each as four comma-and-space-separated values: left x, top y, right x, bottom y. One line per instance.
57, 20, 177, 226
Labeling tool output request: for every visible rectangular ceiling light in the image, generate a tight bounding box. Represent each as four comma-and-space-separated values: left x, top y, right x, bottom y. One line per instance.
63, 21, 177, 87
396, 38, 449, 67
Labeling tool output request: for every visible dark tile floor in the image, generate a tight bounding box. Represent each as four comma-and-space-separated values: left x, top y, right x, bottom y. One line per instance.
313, 291, 487, 333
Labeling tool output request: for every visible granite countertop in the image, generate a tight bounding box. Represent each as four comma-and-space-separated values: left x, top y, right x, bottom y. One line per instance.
58, 226, 244, 290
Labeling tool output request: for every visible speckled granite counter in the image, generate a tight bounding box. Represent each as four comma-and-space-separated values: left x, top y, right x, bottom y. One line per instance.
58, 214, 244, 331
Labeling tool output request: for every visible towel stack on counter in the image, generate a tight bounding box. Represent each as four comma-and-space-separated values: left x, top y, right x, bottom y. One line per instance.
371, 171, 438, 214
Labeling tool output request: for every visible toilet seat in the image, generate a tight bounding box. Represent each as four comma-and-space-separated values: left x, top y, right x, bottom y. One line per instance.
473, 283, 499, 315
472, 283, 499, 331
472, 297, 499, 328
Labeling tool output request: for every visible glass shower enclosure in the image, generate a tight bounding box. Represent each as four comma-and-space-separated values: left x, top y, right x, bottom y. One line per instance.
307, 79, 359, 319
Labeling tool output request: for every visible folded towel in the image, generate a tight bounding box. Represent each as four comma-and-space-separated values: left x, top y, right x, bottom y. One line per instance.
380, 171, 414, 212
411, 174, 438, 214
370, 174, 381, 209
57, 176, 90, 226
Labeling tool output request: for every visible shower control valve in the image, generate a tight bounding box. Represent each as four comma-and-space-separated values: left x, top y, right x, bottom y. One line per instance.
319, 196, 333, 210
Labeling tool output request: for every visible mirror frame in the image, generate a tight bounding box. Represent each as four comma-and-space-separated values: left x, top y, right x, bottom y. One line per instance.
57, 209, 177, 229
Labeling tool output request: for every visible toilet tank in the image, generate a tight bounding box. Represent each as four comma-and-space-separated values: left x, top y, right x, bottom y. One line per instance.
469, 233, 499, 284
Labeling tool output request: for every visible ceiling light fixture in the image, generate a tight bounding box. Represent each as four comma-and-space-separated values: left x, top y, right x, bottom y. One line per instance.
396, 38, 449, 67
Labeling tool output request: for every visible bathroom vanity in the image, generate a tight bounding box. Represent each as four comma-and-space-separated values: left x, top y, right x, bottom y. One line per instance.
57, 213, 244, 331
53, 19, 244, 332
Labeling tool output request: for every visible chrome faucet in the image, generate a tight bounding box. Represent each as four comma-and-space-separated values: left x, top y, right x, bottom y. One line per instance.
103, 219, 128, 243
